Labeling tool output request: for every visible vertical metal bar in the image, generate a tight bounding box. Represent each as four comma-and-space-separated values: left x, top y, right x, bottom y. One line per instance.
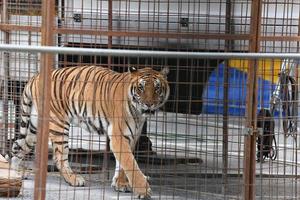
33, 0, 54, 200
294, 65, 298, 199
295, 12, 300, 199
107, 0, 113, 68
102, 0, 113, 181
57, 0, 64, 48
1, 0, 10, 155
244, 0, 262, 200
222, 0, 233, 196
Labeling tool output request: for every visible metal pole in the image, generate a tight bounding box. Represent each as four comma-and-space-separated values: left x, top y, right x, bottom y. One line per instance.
102, 0, 113, 181
244, 0, 262, 200
33, 0, 54, 199
295, 12, 300, 199
1, 0, 10, 155
108, 0, 113, 68
222, 0, 232, 196
1, 44, 300, 59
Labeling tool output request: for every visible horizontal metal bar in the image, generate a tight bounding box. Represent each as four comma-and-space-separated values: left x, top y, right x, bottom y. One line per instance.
4, 24, 300, 42
0, 43, 300, 59
261, 35, 300, 41
0, 24, 252, 40
56, 28, 252, 40
0, 24, 41, 32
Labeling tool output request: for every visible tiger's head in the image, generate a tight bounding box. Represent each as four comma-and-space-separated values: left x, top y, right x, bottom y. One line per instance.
129, 66, 170, 114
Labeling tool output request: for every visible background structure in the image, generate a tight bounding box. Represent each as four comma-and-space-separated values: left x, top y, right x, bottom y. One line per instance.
0, 0, 300, 200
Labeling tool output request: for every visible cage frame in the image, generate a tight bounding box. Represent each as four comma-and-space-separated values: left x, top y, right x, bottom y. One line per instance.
1, 0, 300, 200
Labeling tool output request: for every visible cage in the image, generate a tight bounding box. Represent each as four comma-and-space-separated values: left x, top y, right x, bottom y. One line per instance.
0, 0, 300, 200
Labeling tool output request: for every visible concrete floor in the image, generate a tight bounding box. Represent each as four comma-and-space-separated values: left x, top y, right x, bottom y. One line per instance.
1, 111, 300, 199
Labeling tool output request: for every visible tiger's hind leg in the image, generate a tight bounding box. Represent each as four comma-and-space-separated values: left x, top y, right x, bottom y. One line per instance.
49, 122, 85, 186
11, 104, 37, 174
11, 126, 37, 172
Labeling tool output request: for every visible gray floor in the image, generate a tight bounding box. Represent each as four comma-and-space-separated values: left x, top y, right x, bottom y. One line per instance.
4, 175, 188, 200
1, 111, 300, 199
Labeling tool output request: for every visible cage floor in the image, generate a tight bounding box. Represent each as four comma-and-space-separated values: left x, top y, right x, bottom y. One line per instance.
2, 113, 300, 199
2, 171, 299, 200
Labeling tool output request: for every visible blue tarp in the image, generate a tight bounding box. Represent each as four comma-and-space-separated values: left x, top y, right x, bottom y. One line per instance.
202, 63, 274, 116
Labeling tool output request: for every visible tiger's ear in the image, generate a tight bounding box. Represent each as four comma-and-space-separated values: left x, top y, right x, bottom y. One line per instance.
129, 66, 138, 73
160, 67, 169, 78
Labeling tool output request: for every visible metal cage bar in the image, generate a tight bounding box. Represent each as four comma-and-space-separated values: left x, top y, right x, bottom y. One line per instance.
33, 1, 54, 200
1, 44, 300, 59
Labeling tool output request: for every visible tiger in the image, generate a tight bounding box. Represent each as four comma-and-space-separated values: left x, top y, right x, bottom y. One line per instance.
10, 65, 170, 199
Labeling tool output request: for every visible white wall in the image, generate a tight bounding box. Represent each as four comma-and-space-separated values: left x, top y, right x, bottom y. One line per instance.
1, 1, 300, 81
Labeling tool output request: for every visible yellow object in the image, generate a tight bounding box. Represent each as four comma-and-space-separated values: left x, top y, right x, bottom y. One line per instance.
228, 59, 282, 83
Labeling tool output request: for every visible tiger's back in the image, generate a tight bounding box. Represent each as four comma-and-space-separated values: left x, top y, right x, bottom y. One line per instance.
22, 66, 131, 133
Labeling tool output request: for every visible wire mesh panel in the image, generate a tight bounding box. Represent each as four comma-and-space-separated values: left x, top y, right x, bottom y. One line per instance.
0, 0, 300, 200
0, 0, 41, 149
0, 1, 42, 198
255, 1, 300, 200
55, 1, 252, 199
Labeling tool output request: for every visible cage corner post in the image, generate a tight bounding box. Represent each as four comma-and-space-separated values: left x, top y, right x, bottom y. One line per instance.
243, 0, 262, 200
33, 0, 55, 200
0, 0, 10, 155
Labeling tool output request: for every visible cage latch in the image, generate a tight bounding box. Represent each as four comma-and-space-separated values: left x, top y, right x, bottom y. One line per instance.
243, 127, 252, 136
243, 127, 261, 136
257, 128, 263, 136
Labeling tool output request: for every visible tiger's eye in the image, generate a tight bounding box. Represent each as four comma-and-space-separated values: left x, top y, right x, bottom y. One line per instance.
138, 83, 144, 92
156, 86, 161, 93
154, 81, 161, 93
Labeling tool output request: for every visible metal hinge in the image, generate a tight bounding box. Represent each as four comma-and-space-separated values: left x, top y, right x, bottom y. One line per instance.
243, 127, 261, 136
257, 128, 263, 136
243, 127, 253, 136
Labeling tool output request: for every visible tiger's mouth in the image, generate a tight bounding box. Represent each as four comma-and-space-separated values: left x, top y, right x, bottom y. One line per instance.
141, 109, 156, 115
132, 96, 159, 114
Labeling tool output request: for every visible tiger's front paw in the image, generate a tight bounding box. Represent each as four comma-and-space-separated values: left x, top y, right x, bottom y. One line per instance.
137, 187, 152, 200
133, 181, 152, 200
65, 174, 85, 187
112, 182, 132, 193
111, 176, 131, 193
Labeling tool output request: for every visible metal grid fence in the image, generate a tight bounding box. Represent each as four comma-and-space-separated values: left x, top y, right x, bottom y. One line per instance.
0, 0, 300, 200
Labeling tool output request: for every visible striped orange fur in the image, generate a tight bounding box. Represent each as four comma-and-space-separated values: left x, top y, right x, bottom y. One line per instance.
11, 66, 169, 199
